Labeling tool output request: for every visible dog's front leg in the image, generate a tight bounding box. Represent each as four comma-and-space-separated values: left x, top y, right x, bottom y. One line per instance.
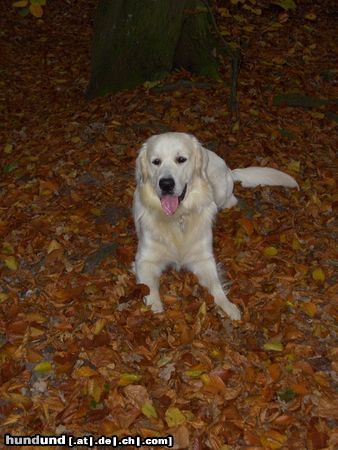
135, 259, 164, 313
189, 257, 241, 320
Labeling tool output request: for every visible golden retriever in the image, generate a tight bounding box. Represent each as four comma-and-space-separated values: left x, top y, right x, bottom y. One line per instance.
133, 132, 298, 320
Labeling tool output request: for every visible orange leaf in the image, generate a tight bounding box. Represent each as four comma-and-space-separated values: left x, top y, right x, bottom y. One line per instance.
101, 419, 116, 436
268, 363, 281, 382
74, 366, 98, 378
29, 4, 43, 17
240, 218, 254, 235
314, 372, 330, 388
293, 360, 314, 375
244, 366, 256, 383
302, 302, 317, 317
26, 349, 43, 363
291, 383, 309, 395
202, 374, 227, 394
273, 414, 294, 426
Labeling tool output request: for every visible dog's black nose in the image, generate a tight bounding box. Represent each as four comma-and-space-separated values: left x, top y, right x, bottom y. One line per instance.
159, 177, 175, 193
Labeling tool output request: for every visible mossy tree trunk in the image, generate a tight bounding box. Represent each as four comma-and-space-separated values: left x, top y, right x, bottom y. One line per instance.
86, 0, 219, 98
174, 0, 219, 80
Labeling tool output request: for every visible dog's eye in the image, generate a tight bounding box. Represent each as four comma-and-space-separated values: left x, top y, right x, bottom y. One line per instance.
152, 159, 161, 166
176, 156, 187, 164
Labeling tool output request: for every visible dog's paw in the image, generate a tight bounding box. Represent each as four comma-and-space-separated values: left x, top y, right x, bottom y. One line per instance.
216, 299, 241, 321
144, 295, 164, 313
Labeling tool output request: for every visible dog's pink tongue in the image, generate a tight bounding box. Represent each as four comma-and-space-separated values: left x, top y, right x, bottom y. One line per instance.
160, 196, 179, 215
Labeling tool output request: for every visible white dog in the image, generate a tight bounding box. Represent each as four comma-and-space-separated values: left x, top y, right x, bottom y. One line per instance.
133, 132, 298, 320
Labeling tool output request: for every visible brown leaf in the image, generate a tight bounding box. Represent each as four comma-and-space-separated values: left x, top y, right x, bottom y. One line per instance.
316, 397, 338, 419
307, 430, 328, 450
171, 425, 190, 449
123, 384, 150, 408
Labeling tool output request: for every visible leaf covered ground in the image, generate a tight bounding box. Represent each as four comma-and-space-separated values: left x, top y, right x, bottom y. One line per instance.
0, 1, 337, 449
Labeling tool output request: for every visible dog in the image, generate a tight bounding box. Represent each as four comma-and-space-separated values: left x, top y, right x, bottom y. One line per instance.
133, 132, 298, 320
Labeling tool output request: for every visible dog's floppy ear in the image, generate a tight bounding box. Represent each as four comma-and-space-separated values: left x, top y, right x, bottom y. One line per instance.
135, 143, 148, 184
192, 136, 209, 179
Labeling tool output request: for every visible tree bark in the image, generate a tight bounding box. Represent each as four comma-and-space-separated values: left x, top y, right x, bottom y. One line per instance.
86, 0, 219, 98
174, 0, 219, 79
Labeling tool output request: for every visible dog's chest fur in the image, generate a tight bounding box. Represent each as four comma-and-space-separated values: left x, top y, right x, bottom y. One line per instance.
138, 203, 216, 264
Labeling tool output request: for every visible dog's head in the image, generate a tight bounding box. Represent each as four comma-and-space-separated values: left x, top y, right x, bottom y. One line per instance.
136, 132, 209, 215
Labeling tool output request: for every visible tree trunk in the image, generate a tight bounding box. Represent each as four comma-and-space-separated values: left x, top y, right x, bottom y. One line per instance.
86, 0, 219, 98
174, 0, 219, 79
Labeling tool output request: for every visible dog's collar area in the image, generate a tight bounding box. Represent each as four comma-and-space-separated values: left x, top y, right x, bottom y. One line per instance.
178, 184, 187, 203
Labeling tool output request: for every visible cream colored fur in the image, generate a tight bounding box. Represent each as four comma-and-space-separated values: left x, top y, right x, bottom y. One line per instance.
133, 132, 298, 320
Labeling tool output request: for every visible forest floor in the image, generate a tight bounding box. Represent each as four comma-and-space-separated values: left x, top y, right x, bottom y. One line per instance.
0, 0, 337, 449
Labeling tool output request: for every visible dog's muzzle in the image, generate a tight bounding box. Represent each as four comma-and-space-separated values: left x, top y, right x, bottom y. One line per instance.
178, 184, 187, 202
159, 183, 187, 216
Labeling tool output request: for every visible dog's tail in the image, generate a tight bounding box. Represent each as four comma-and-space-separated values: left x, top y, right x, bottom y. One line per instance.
231, 167, 299, 189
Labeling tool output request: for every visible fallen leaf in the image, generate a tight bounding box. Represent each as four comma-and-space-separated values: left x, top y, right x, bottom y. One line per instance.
302, 302, 317, 317
2, 242, 15, 255
291, 238, 301, 250
74, 366, 98, 377
240, 217, 254, 235
278, 388, 297, 402
291, 383, 309, 395
165, 407, 186, 427
0, 293, 9, 302
287, 160, 300, 173
33, 361, 52, 374
310, 111, 325, 119
117, 373, 142, 387
264, 246, 278, 257
305, 12, 316, 21
171, 425, 190, 448
92, 318, 106, 335
142, 401, 158, 419
3, 256, 18, 271
12, 1, 28, 7
29, 4, 43, 17
260, 429, 287, 449
312, 267, 325, 282
264, 341, 284, 352
268, 363, 281, 382
272, 0, 296, 11
316, 397, 338, 419
232, 121, 240, 132
47, 240, 62, 254
88, 377, 103, 403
